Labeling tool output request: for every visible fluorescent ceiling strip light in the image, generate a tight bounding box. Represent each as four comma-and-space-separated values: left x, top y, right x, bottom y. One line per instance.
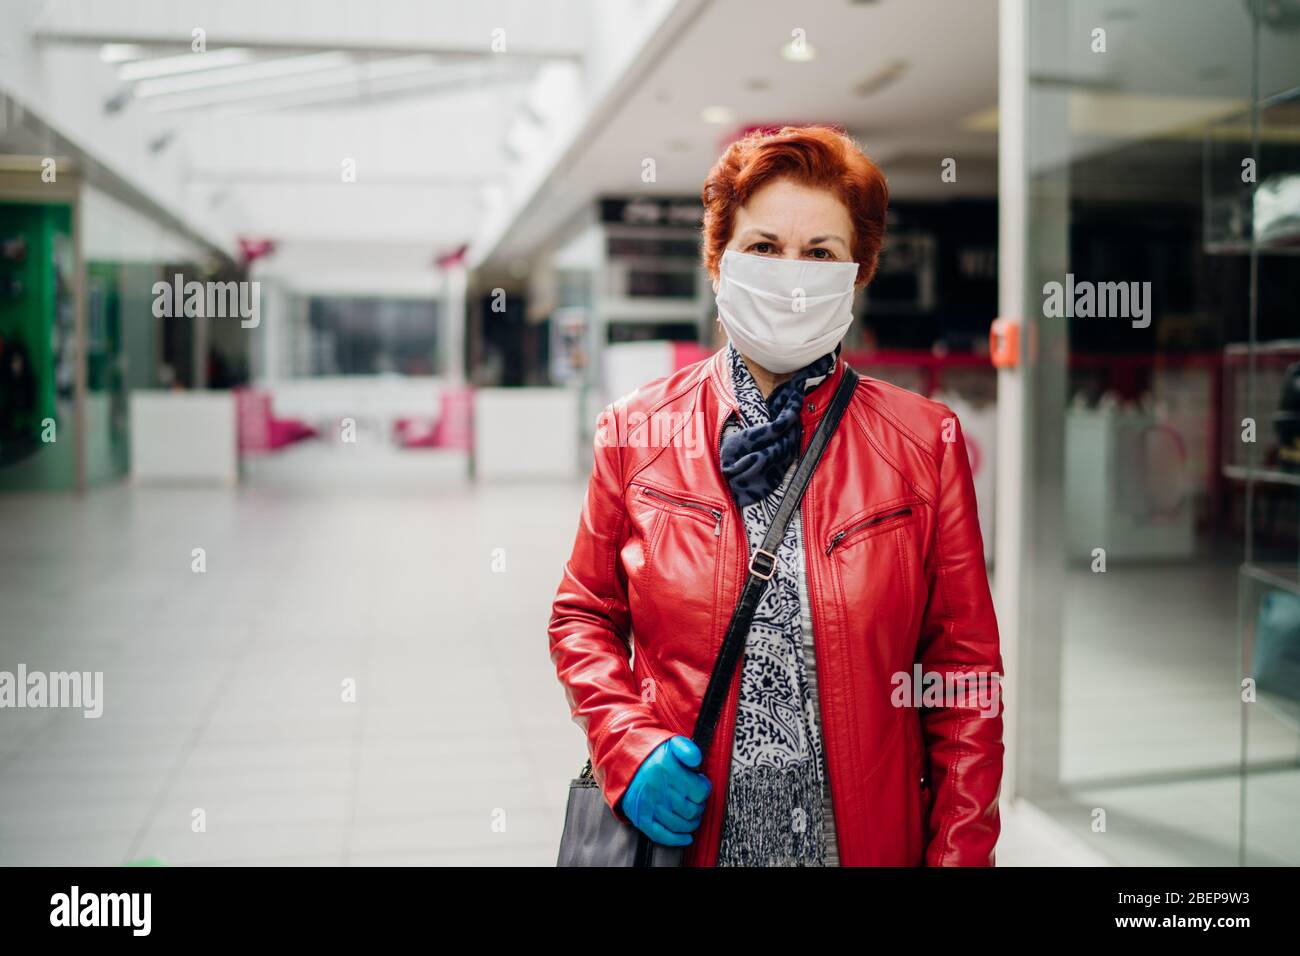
100, 43, 148, 64
133, 52, 353, 98
144, 57, 526, 113
199, 72, 528, 116
118, 47, 255, 82
143, 56, 437, 111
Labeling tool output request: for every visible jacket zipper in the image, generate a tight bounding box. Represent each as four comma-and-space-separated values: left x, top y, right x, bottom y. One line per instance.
824, 507, 913, 555
644, 488, 723, 537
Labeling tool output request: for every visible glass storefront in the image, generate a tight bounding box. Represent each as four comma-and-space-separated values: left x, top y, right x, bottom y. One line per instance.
1018, 0, 1300, 864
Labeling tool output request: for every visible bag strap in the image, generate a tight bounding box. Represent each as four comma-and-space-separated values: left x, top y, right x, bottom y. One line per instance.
690, 364, 859, 755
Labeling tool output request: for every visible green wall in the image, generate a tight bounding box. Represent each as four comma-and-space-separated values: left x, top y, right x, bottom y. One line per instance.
0, 201, 75, 490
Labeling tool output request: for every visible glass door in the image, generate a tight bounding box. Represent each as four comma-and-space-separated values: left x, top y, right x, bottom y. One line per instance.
1016, 0, 1300, 865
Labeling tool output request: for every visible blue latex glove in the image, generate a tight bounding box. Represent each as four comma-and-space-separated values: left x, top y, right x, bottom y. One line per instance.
620, 736, 711, 846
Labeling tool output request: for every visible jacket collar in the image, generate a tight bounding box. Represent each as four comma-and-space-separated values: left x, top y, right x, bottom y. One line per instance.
706, 342, 848, 423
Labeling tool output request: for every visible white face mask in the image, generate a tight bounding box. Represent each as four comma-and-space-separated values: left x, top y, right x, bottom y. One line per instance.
714, 248, 858, 374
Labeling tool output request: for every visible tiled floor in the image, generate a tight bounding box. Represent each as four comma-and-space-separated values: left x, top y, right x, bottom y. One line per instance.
0, 444, 1286, 865
0, 448, 585, 866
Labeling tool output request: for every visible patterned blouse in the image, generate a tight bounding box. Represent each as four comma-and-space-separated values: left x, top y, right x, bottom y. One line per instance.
715, 343, 840, 866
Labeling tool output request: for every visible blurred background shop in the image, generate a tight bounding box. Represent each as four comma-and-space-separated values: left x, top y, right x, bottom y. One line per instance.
0, 0, 1297, 866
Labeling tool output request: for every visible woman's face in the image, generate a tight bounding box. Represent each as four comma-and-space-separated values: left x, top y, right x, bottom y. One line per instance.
718, 176, 855, 288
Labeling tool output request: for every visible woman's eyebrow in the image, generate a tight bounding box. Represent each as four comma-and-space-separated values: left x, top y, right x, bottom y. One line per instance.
738, 229, 847, 247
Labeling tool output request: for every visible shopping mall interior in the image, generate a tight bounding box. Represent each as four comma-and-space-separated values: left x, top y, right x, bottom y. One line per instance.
1, 0, 1298, 866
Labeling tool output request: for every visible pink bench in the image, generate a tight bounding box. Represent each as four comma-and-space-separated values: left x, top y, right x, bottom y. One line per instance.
235, 388, 318, 454
393, 387, 473, 450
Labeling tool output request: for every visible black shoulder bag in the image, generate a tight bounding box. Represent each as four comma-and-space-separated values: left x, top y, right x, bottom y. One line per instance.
556, 366, 859, 867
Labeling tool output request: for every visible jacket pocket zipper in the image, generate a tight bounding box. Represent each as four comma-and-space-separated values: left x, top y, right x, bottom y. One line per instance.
824, 506, 913, 555
644, 488, 723, 537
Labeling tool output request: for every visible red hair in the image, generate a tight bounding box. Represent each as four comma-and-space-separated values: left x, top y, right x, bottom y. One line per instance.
701, 125, 889, 287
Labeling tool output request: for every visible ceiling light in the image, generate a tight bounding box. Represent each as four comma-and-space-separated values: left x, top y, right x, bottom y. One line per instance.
118, 47, 255, 83
132, 52, 349, 98
853, 60, 908, 97
144, 57, 521, 115
780, 39, 816, 63
960, 106, 999, 132
700, 105, 735, 124
100, 43, 147, 63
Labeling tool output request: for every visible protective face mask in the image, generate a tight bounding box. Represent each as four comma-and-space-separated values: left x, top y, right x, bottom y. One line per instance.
714, 248, 858, 374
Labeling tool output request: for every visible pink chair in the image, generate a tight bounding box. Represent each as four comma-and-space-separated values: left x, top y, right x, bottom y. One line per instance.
393, 416, 439, 448
432, 387, 473, 450
393, 388, 474, 450
235, 388, 317, 454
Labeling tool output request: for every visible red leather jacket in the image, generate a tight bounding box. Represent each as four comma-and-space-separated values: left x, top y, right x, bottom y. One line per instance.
549, 348, 1003, 866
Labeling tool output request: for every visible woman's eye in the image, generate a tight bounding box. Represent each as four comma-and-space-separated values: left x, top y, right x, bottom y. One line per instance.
807, 248, 834, 260
750, 242, 775, 255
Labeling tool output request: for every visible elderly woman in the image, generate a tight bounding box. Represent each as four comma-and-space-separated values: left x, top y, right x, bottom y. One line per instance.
550, 126, 1003, 867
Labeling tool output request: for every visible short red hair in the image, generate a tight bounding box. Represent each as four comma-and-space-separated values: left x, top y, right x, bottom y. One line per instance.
701, 125, 888, 287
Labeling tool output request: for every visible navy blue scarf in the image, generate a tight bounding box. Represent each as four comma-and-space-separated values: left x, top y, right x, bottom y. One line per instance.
719, 343, 837, 507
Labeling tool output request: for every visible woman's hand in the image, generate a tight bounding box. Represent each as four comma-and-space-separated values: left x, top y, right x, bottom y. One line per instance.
619, 736, 711, 846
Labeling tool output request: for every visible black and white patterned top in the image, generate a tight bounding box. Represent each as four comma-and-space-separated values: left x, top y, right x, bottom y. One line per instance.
715, 342, 840, 867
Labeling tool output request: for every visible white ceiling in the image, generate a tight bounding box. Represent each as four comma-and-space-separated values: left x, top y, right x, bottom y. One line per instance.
6, 0, 1002, 290
10, 0, 1298, 294
473, 0, 1001, 270
5, 0, 603, 293
473, 0, 1300, 271
179, 90, 518, 246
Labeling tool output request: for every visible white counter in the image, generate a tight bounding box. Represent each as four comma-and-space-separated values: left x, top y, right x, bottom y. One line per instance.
130, 391, 238, 485
474, 387, 580, 480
